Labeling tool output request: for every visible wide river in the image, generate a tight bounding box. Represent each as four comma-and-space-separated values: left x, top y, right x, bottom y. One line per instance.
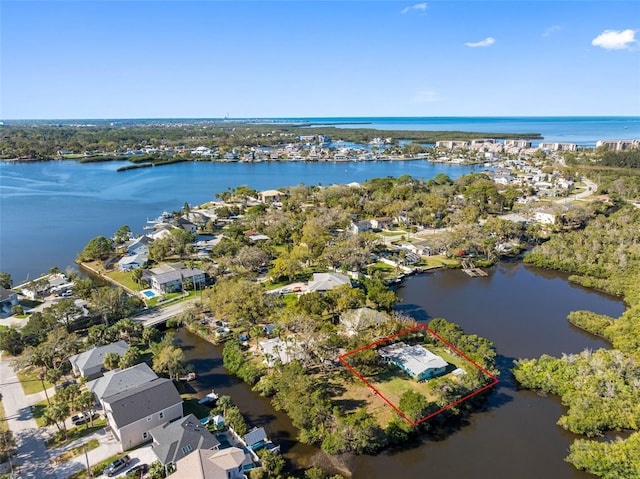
176, 263, 625, 479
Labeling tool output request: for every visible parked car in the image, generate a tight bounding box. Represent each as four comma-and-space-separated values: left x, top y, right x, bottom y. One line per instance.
104, 455, 131, 477
128, 464, 149, 478
71, 411, 99, 426
54, 379, 77, 391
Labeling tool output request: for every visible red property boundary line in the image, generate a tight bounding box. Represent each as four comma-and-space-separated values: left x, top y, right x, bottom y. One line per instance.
338, 324, 500, 426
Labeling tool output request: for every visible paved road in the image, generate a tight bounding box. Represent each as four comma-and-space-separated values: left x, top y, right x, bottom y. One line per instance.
132, 297, 201, 327
0, 354, 55, 479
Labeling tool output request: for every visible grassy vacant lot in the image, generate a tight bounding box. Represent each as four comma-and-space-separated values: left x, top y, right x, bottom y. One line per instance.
16, 369, 52, 396
330, 375, 396, 428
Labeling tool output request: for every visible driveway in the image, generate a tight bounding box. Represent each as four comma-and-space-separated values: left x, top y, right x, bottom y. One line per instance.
0, 353, 55, 479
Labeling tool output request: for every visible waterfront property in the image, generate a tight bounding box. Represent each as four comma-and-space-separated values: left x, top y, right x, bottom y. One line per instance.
68, 340, 129, 380
150, 413, 221, 468
379, 342, 447, 381
143, 262, 206, 294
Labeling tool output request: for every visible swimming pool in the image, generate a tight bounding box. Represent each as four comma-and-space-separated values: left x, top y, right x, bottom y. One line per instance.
142, 290, 156, 298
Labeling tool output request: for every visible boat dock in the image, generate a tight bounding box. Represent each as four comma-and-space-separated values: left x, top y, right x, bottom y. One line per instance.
461, 260, 488, 277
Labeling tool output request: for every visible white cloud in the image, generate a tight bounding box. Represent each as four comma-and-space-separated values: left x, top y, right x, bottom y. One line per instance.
401, 3, 427, 14
542, 25, 562, 38
591, 29, 637, 50
464, 37, 496, 48
412, 90, 441, 103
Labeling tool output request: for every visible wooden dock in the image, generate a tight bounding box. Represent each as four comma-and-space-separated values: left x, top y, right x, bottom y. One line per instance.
461, 260, 488, 277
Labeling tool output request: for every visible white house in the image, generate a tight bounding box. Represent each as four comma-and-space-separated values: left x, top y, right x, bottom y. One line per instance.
534, 208, 557, 225
348, 220, 372, 235
117, 253, 148, 272
259, 337, 301, 367
379, 342, 448, 381
126, 236, 153, 256
144, 263, 206, 294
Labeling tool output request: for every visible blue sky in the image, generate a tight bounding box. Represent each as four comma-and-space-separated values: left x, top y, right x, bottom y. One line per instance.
1, 1, 639, 119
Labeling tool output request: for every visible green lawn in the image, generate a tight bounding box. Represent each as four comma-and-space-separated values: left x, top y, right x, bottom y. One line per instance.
16, 370, 52, 396
105, 270, 140, 292
367, 368, 437, 407
181, 396, 211, 420
46, 419, 107, 449
51, 438, 99, 465
30, 400, 48, 427
421, 255, 460, 269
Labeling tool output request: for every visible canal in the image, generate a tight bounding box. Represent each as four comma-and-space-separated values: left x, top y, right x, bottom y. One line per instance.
176, 262, 626, 479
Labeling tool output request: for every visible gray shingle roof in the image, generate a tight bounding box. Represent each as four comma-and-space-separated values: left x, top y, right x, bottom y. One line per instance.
68, 340, 129, 376
86, 362, 157, 401
150, 414, 220, 465
105, 378, 182, 428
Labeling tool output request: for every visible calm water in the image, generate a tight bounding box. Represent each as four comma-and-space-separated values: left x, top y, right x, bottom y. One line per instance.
0, 160, 478, 282
179, 262, 625, 479
278, 116, 640, 146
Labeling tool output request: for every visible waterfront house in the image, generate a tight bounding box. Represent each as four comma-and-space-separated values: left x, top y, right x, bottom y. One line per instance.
117, 252, 148, 272
379, 342, 448, 381
258, 189, 286, 204
125, 236, 153, 256
0, 286, 19, 318
307, 272, 351, 293
259, 337, 302, 367
175, 217, 197, 235
150, 414, 220, 467
68, 340, 129, 380
166, 446, 247, 479
144, 263, 206, 294
87, 363, 182, 451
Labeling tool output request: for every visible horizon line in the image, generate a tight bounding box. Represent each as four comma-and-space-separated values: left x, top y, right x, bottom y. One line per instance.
2, 115, 639, 122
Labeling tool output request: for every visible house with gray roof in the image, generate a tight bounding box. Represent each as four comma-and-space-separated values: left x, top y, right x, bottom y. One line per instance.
150, 414, 220, 467
340, 308, 390, 337
68, 340, 129, 380
379, 342, 448, 381
307, 272, 351, 293
167, 447, 247, 479
144, 263, 206, 294
86, 362, 182, 451
86, 362, 157, 401
103, 377, 182, 451
0, 286, 19, 318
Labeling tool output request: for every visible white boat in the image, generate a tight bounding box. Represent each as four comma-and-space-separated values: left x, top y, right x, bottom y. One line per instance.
198, 390, 219, 405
